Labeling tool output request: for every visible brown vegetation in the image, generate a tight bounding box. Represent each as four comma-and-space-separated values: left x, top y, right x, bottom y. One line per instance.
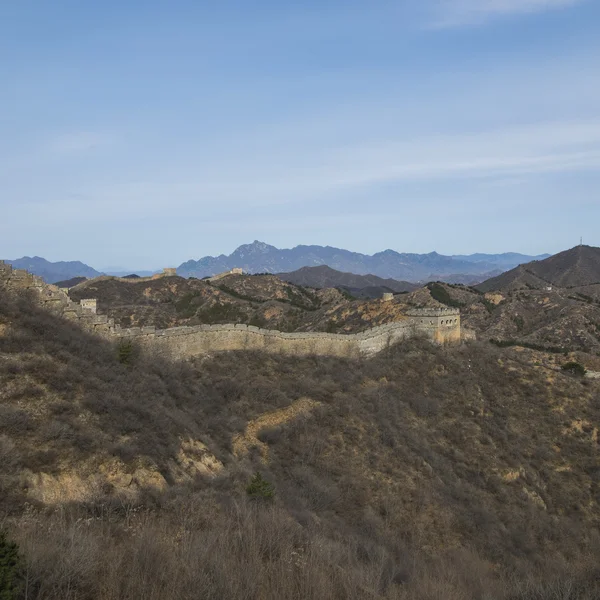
407, 280, 600, 355
1, 287, 600, 599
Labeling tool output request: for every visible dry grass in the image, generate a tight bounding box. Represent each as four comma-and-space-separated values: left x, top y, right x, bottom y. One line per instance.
1, 287, 600, 599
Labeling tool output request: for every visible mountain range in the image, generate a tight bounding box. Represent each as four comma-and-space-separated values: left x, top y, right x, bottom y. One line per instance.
178, 241, 549, 283
3, 243, 551, 285
5, 256, 102, 284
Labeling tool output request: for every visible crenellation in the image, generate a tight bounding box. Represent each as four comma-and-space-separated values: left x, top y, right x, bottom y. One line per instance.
206, 267, 244, 282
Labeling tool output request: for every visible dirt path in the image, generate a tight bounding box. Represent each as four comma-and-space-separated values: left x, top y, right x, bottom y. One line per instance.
233, 397, 319, 463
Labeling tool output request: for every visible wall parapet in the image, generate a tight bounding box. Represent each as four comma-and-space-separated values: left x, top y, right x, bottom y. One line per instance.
405, 308, 460, 316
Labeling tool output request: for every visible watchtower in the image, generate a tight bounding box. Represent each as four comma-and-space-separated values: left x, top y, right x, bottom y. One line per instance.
405, 307, 461, 343
163, 268, 177, 277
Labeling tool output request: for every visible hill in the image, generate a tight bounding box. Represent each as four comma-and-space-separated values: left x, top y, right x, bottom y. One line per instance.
277, 265, 418, 298
53, 276, 88, 288
1, 284, 600, 599
67, 273, 340, 332
478, 245, 600, 292
178, 241, 548, 282
5, 257, 101, 284
401, 279, 600, 354
66, 272, 426, 335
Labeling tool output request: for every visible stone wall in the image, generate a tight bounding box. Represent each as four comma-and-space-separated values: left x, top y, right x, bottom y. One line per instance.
206, 268, 244, 282
0, 261, 461, 359
0, 261, 115, 333
112, 320, 419, 360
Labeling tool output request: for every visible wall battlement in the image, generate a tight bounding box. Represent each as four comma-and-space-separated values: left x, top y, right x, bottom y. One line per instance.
206, 268, 244, 282
405, 308, 460, 316
0, 261, 461, 359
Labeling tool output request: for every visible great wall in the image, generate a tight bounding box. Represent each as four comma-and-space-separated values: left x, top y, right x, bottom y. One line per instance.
0, 261, 461, 359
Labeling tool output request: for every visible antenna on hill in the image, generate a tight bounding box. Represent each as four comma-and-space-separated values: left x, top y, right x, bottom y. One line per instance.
580, 236, 583, 247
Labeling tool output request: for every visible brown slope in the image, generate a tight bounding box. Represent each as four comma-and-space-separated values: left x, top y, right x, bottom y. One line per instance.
416, 280, 600, 353
478, 245, 600, 292
67, 273, 356, 332
2, 287, 600, 598
278, 265, 417, 293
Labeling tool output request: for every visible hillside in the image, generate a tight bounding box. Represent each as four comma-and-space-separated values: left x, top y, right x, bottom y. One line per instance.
403, 279, 600, 354
64, 270, 600, 348
478, 245, 600, 292
278, 265, 418, 298
178, 241, 548, 282
1, 285, 600, 599
67, 273, 352, 332
66, 272, 432, 335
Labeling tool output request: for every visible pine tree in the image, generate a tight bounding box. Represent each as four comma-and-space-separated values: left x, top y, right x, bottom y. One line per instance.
246, 472, 275, 500
118, 339, 134, 365
0, 531, 22, 600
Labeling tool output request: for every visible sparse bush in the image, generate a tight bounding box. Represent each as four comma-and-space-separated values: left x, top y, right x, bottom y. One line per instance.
513, 315, 525, 332
481, 298, 496, 314
257, 426, 283, 444
325, 319, 341, 333
2, 285, 600, 599
427, 282, 465, 308
561, 361, 586, 376
337, 288, 356, 301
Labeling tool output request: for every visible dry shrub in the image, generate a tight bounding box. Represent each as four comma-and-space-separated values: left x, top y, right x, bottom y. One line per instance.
1, 287, 600, 598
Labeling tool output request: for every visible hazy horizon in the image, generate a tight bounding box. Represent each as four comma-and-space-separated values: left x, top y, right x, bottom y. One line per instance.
2, 1, 599, 269
4, 239, 559, 274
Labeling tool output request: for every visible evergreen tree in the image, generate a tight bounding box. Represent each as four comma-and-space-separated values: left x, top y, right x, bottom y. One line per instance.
246, 472, 275, 500
118, 339, 134, 365
0, 531, 22, 600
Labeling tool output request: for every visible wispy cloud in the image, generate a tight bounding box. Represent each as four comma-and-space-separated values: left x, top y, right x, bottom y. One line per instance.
430, 0, 585, 28
24, 118, 599, 226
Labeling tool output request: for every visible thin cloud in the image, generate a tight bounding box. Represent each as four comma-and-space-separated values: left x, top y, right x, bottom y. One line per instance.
34, 118, 600, 223
430, 0, 585, 28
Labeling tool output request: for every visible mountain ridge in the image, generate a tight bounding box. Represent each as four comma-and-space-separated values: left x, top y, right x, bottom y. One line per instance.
4, 244, 550, 284
5, 256, 101, 284
177, 241, 550, 283
477, 245, 600, 292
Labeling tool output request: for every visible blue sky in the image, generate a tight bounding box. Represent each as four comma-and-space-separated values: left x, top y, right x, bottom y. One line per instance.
1, 0, 599, 270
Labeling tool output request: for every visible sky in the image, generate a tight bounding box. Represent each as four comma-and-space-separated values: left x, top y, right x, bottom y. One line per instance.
1, 0, 599, 270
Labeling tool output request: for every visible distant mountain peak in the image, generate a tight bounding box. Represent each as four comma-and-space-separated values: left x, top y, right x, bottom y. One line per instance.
233, 240, 276, 256
178, 242, 549, 283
